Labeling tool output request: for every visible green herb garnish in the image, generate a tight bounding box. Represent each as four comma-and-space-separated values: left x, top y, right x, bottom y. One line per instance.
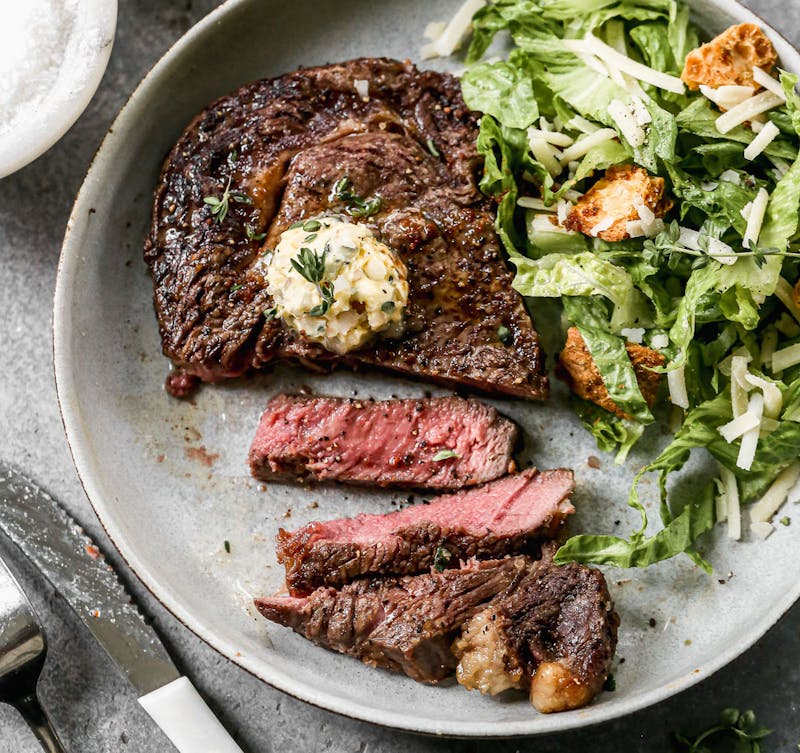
229, 283, 243, 293
433, 449, 459, 461
203, 176, 253, 224
291, 246, 334, 317
426, 138, 441, 157
303, 219, 322, 232
381, 301, 396, 313
676, 708, 771, 753
433, 546, 452, 572
331, 176, 382, 218
781, 516, 791, 526
223, 540, 231, 553
497, 324, 512, 345
264, 307, 278, 320
245, 224, 266, 241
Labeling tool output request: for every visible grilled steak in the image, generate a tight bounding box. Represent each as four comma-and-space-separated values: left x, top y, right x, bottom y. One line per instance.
453, 557, 618, 713
277, 467, 575, 595
255, 556, 530, 683
145, 58, 548, 400
248, 394, 517, 490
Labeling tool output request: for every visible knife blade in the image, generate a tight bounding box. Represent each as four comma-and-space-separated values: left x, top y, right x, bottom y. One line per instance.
0, 462, 244, 753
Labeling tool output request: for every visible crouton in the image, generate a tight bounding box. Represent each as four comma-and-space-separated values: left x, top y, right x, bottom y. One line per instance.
563, 164, 672, 242
681, 23, 777, 90
558, 327, 664, 419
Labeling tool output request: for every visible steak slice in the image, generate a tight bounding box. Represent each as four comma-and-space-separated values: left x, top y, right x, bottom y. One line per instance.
255, 556, 531, 683
145, 58, 548, 400
248, 394, 517, 490
453, 558, 618, 713
276, 468, 575, 595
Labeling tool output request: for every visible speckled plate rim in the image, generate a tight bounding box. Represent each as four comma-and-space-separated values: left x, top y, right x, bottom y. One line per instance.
53, 0, 800, 737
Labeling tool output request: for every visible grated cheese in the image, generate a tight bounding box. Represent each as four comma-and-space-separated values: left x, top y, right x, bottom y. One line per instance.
527, 127, 574, 147
736, 392, 763, 471
775, 313, 800, 339
775, 276, 800, 324
718, 411, 761, 443
751, 521, 774, 540
788, 475, 800, 504
678, 226, 701, 251
651, 333, 669, 349
744, 373, 782, 419
608, 99, 645, 147
752, 66, 786, 100
749, 461, 800, 523
518, 196, 555, 211
563, 188, 583, 202
742, 187, 769, 249
760, 327, 778, 371
714, 475, 728, 523
768, 154, 792, 179
721, 467, 740, 540
744, 120, 780, 160
715, 90, 784, 134
423, 21, 446, 40
558, 128, 618, 164
667, 364, 689, 409
529, 214, 576, 235
566, 34, 685, 94
589, 216, 614, 237
626, 220, 646, 238
772, 342, 800, 372
530, 137, 562, 176
620, 327, 645, 343
566, 115, 600, 134
751, 119, 765, 133
556, 199, 570, 225
421, 0, 486, 59
699, 84, 754, 110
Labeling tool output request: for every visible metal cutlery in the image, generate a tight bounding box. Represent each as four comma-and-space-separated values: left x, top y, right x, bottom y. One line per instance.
0, 556, 66, 753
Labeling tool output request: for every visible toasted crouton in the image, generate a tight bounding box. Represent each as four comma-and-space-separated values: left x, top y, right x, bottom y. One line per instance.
558, 327, 664, 420
681, 23, 777, 90
563, 164, 672, 242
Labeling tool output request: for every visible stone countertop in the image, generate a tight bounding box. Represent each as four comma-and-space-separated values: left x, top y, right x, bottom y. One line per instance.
0, 1, 798, 751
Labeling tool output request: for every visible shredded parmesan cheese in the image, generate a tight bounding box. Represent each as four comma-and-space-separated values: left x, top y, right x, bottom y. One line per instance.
423, 21, 446, 40
527, 127, 574, 147
720, 467, 740, 540
736, 392, 763, 471
589, 216, 614, 237
421, 0, 486, 59
749, 462, 800, 523
565, 34, 685, 94
530, 137, 562, 176
718, 411, 762, 443
719, 169, 741, 184
667, 364, 689, 409
354, 79, 369, 101
626, 219, 646, 238
620, 327, 645, 343
742, 187, 769, 249
566, 115, 600, 134
772, 342, 800, 372
752, 66, 787, 100
760, 327, 778, 370
651, 333, 669, 349
751, 521, 774, 540
699, 84, 754, 110
558, 128, 618, 164
715, 90, 784, 134
744, 120, 780, 160
608, 99, 645, 147
744, 373, 782, 419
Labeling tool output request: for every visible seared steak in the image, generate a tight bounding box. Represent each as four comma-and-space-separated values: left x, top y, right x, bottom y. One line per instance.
255, 556, 530, 683
145, 58, 548, 399
248, 394, 517, 489
453, 557, 618, 713
277, 468, 575, 595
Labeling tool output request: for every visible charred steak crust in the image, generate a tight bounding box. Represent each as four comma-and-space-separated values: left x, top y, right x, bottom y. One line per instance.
276, 468, 575, 595
145, 58, 548, 399
248, 394, 518, 490
255, 556, 531, 683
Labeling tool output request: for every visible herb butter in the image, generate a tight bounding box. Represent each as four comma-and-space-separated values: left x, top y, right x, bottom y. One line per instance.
260, 216, 409, 354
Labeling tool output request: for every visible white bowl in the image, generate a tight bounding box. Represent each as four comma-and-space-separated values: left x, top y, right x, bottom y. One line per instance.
0, 0, 117, 179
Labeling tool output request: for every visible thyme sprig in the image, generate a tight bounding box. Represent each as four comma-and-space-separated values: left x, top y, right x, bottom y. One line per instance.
291, 246, 334, 317
203, 176, 253, 224
676, 708, 772, 753
331, 176, 382, 218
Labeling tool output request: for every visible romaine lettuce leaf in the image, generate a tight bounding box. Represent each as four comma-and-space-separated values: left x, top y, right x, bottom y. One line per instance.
461, 61, 540, 129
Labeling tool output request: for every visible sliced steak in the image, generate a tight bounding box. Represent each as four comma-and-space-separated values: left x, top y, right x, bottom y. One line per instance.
453, 558, 618, 713
276, 468, 575, 595
255, 556, 531, 683
248, 394, 517, 489
145, 58, 548, 400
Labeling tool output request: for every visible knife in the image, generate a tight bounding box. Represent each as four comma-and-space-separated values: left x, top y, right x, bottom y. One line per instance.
0, 462, 244, 753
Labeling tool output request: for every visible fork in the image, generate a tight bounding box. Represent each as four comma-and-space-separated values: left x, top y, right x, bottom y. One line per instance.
0, 556, 66, 753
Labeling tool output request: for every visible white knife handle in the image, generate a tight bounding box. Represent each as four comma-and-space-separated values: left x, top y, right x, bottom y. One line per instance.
138, 677, 244, 753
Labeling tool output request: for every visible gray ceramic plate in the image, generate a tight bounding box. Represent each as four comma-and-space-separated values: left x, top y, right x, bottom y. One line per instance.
53, 0, 800, 736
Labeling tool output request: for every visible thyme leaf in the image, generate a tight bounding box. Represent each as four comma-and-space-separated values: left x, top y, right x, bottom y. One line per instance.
433, 449, 459, 461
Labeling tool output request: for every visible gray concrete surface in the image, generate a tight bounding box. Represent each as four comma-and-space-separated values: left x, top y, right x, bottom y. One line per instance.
0, 1, 799, 750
